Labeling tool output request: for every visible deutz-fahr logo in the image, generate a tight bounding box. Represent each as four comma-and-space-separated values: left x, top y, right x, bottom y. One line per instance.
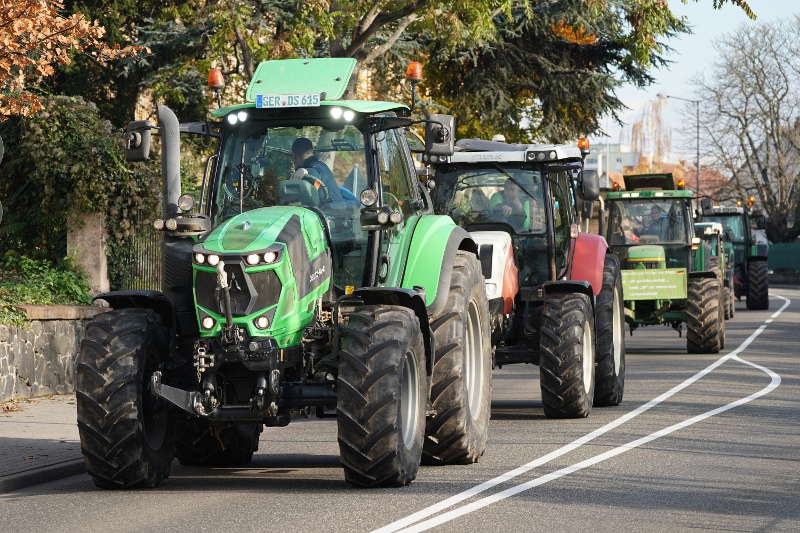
309, 265, 326, 283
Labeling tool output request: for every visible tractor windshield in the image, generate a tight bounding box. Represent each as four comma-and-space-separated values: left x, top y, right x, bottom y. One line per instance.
433, 166, 546, 234
607, 199, 689, 245
213, 121, 365, 223
703, 215, 746, 243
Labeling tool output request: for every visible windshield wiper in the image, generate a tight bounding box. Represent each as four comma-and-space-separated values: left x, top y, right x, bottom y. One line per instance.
488, 164, 539, 202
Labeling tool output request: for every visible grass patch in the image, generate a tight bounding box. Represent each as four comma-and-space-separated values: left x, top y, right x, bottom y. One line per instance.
0, 254, 92, 327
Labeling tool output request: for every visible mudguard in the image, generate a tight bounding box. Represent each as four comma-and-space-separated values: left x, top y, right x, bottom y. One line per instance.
542, 280, 594, 303
689, 270, 718, 280
351, 287, 433, 375
400, 215, 478, 317
93, 290, 174, 328
569, 233, 608, 296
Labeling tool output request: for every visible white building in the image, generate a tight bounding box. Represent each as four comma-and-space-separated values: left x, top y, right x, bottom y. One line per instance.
583, 143, 640, 188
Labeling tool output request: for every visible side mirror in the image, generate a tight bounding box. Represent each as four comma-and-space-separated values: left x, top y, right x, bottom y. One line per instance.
581, 169, 600, 201
125, 120, 153, 162
700, 197, 712, 212
424, 114, 455, 156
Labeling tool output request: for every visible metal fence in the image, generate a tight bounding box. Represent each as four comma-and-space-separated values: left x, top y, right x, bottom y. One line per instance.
114, 220, 162, 291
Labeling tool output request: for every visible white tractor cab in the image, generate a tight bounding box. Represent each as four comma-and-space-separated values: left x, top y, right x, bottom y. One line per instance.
428, 139, 627, 417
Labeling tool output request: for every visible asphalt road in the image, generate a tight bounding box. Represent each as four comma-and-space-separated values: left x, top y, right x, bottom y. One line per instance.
2, 289, 798, 533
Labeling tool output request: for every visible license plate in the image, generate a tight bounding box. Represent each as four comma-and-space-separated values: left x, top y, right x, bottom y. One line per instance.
255, 94, 321, 108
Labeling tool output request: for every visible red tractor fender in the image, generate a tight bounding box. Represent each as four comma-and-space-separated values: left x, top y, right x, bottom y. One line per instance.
569, 233, 608, 296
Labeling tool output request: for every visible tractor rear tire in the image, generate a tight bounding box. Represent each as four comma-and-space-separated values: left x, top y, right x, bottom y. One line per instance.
686, 277, 725, 353
539, 292, 596, 418
337, 305, 428, 487
729, 284, 736, 318
723, 287, 731, 320
594, 254, 625, 407
176, 420, 262, 466
76, 309, 175, 489
423, 251, 492, 465
746, 260, 769, 310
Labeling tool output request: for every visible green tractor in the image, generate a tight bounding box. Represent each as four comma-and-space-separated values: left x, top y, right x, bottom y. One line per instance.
75, 58, 492, 489
700, 205, 769, 310
694, 221, 736, 319
429, 138, 625, 417
604, 174, 725, 353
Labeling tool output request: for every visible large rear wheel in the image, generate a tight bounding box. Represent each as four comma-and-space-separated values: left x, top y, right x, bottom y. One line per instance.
746, 260, 769, 310
539, 292, 595, 418
76, 309, 175, 489
423, 251, 492, 465
594, 254, 625, 407
686, 277, 724, 353
337, 305, 428, 487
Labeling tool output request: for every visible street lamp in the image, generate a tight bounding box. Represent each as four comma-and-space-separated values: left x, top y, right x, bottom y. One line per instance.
658, 93, 701, 193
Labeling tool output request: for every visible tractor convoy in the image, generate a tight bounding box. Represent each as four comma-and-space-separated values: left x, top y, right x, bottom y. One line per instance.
73, 58, 766, 490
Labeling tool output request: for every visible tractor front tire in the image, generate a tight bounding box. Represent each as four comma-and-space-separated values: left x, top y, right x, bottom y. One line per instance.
423, 251, 492, 465
723, 287, 731, 320
594, 254, 625, 407
76, 309, 175, 489
686, 277, 725, 353
540, 292, 596, 418
337, 305, 428, 487
176, 420, 262, 466
746, 260, 769, 310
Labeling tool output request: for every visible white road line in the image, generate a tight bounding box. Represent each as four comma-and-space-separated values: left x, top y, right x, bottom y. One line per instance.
374, 295, 791, 533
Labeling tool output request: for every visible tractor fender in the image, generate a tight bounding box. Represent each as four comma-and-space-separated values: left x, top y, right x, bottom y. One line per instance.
351, 287, 433, 376
568, 233, 608, 296
93, 290, 175, 328
542, 280, 595, 308
401, 215, 477, 318
688, 270, 718, 280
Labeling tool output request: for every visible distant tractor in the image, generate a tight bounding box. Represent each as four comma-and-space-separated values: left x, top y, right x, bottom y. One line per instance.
700, 205, 769, 310
604, 174, 725, 353
75, 58, 493, 490
694, 221, 735, 319
430, 138, 625, 417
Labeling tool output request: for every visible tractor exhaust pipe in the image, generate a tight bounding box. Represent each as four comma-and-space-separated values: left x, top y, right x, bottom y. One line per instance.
157, 104, 181, 219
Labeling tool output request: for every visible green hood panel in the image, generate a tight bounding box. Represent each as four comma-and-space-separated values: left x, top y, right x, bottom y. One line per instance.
627, 245, 666, 262
202, 207, 327, 257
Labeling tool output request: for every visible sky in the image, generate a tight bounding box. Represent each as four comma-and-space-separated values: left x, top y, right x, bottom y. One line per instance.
591, 0, 794, 162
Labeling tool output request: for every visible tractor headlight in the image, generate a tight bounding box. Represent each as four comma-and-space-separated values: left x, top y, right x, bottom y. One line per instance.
263, 251, 279, 264
201, 316, 215, 330
330, 106, 343, 119
194, 253, 206, 264
153, 219, 165, 230
342, 109, 355, 122
237, 110, 248, 122
207, 254, 220, 266
227, 113, 238, 125
246, 254, 260, 266
255, 315, 269, 329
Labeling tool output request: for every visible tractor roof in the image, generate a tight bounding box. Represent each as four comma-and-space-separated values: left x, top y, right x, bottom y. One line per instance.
445, 138, 583, 164
704, 206, 745, 215
606, 190, 693, 200
623, 173, 676, 191
211, 58, 408, 118
695, 221, 724, 236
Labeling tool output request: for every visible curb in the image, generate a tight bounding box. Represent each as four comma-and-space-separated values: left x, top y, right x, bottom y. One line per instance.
0, 459, 85, 494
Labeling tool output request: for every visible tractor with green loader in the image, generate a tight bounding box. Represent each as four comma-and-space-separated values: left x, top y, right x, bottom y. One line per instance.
694, 221, 736, 319
700, 205, 769, 310
604, 173, 725, 353
428, 138, 625, 417
75, 58, 493, 489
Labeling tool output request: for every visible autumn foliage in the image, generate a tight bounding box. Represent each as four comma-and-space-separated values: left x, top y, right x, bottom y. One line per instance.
0, 0, 140, 120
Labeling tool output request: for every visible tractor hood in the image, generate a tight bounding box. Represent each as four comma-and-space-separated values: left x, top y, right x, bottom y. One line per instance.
200, 206, 327, 256
626, 245, 666, 262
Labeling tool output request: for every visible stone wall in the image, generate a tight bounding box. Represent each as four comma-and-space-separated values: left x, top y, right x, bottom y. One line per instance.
0, 306, 106, 402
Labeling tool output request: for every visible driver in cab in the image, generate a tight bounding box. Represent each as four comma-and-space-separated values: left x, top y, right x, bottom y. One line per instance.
490, 179, 544, 232
291, 137, 343, 203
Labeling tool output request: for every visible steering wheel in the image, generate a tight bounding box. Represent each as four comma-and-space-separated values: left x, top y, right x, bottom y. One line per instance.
223, 164, 259, 201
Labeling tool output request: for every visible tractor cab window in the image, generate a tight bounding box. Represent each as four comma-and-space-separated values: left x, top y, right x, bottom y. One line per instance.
703, 215, 746, 243
213, 120, 368, 290
607, 199, 689, 246
547, 170, 574, 275
434, 166, 546, 234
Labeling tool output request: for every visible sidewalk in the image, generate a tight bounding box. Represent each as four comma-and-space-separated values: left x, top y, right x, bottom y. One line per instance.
0, 394, 84, 493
